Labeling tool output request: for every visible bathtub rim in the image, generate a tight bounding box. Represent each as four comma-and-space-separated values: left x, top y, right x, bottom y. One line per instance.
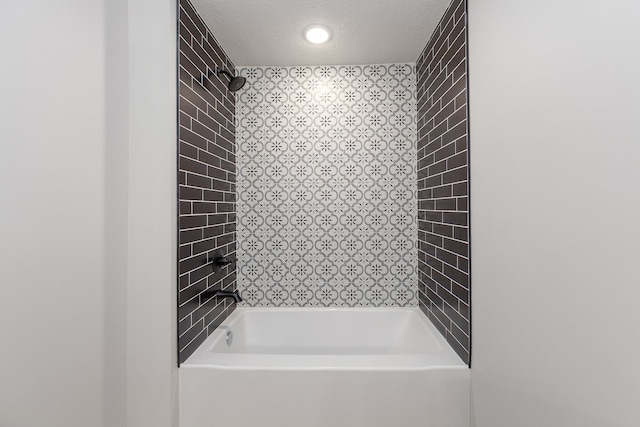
181, 306, 468, 371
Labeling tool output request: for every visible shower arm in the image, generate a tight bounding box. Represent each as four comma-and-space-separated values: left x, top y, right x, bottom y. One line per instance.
201, 67, 234, 83
217, 68, 234, 81
203, 67, 246, 92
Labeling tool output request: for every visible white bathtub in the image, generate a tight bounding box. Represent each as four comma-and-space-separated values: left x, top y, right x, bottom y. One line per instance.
180, 307, 470, 427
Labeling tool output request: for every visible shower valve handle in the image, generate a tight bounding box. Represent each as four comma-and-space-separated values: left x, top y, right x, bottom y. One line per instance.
213, 256, 234, 266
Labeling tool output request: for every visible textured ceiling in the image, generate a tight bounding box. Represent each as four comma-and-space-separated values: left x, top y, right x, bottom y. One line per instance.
190, 0, 451, 67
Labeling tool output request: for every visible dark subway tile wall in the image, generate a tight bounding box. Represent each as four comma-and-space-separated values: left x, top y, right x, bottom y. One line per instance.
178, 0, 237, 364
416, 0, 470, 364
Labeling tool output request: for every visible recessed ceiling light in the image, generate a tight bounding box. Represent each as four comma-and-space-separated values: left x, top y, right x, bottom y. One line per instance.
304, 25, 331, 44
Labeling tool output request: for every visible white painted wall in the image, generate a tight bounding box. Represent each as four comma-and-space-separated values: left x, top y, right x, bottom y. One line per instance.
468, 1, 640, 426
0, 1, 177, 426
125, 0, 179, 425
0, 2, 106, 426
105, 0, 131, 424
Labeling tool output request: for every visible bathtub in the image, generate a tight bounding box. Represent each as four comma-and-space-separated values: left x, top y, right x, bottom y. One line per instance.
180, 307, 470, 427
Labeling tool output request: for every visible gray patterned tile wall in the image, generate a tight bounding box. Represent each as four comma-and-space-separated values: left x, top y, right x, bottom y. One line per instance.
178, 0, 238, 364
236, 65, 417, 307
416, 0, 470, 364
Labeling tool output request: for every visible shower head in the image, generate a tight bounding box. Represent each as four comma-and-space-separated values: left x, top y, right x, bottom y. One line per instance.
217, 69, 246, 92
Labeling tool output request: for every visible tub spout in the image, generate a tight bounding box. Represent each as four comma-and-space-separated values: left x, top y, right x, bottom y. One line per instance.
211, 289, 243, 303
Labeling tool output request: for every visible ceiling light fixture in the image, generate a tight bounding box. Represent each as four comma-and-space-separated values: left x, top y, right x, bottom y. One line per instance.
304, 25, 331, 44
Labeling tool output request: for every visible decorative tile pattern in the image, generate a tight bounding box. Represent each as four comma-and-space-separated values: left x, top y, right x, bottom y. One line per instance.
236, 65, 417, 307
416, 0, 470, 364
